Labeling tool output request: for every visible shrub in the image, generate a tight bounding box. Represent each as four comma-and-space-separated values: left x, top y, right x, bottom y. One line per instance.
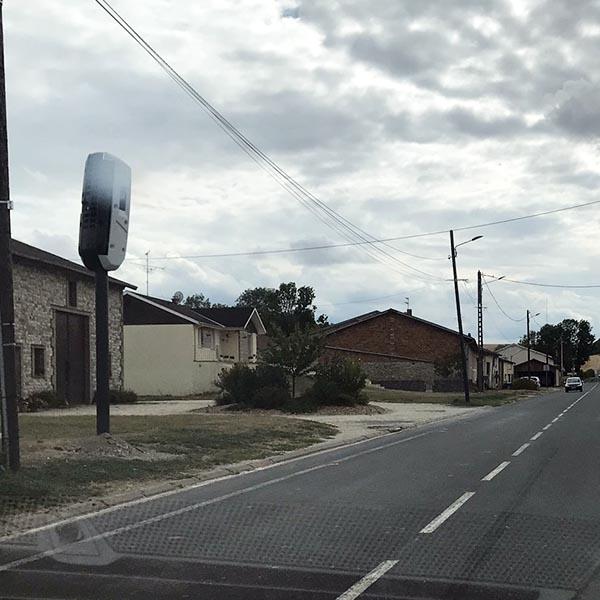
19, 389, 65, 413
252, 385, 290, 410
109, 389, 138, 404
282, 390, 319, 414
512, 378, 538, 391
581, 368, 595, 379
216, 364, 290, 408
216, 364, 258, 405
312, 358, 367, 406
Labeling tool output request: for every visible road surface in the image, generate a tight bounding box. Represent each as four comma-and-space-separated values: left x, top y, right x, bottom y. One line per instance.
1, 384, 600, 599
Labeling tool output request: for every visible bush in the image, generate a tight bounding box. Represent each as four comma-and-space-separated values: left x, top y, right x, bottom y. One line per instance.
312, 358, 367, 406
216, 363, 290, 408
282, 390, 319, 414
109, 389, 138, 404
512, 378, 538, 391
19, 389, 66, 413
581, 368, 595, 380
252, 385, 290, 410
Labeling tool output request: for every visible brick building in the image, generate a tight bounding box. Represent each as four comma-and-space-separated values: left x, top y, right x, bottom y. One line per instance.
11, 239, 134, 404
322, 308, 478, 391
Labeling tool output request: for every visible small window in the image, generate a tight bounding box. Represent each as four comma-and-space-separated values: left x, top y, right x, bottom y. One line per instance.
68, 280, 77, 307
32, 345, 45, 378
199, 328, 214, 349
119, 188, 128, 211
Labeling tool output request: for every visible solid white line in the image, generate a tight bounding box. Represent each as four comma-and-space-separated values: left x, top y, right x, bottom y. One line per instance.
0, 431, 433, 572
336, 560, 398, 600
512, 443, 530, 456
481, 461, 510, 481
419, 492, 475, 534
530, 432, 543, 441
0, 429, 433, 545
543, 424, 552, 431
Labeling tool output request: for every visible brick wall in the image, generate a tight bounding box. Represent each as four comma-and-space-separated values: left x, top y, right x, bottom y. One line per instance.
325, 312, 473, 365
13, 257, 124, 400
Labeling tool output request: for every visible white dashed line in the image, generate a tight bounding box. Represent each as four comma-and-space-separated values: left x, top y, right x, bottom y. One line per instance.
512, 443, 530, 456
481, 461, 511, 481
530, 432, 543, 441
551, 417, 559, 423
336, 560, 399, 600
543, 424, 552, 431
420, 492, 476, 534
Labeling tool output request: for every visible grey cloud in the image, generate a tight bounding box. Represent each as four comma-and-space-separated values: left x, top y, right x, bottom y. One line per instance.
547, 80, 600, 138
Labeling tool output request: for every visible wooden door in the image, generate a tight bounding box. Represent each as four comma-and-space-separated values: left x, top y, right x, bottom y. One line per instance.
55, 312, 89, 404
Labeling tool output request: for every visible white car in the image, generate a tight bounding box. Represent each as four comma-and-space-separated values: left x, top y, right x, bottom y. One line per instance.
565, 376, 583, 392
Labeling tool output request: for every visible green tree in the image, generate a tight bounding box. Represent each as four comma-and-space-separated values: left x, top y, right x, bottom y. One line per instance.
261, 325, 322, 397
523, 319, 595, 372
172, 292, 229, 310
236, 282, 328, 334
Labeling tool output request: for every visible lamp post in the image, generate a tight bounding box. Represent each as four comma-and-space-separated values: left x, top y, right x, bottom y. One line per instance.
449, 232, 483, 405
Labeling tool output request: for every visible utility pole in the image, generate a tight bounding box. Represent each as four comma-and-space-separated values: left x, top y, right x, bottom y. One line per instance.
0, 2, 19, 471
145, 250, 149, 295
450, 230, 470, 405
527, 309, 531, 381
560, 335, 564, 376
477, 270, 484, 392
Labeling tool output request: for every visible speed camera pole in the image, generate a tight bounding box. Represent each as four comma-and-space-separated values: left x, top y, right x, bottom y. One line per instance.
95, 269, 110, 434
79, 152, 131, 436
0, 2, 19, 471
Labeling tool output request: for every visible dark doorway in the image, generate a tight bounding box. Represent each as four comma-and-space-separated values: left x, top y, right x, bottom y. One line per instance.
55, 311, 89, 404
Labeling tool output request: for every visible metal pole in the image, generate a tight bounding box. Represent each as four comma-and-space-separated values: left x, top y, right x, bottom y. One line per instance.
145, 250, 149, 296
560, 335, 564, 376
0, 2, 19, 471
477, 270, 484, 392
527, 309, 531, 381
450, 230, 470, 404
95, 269, 110, 434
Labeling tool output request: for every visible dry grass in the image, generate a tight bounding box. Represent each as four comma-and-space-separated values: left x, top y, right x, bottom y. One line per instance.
366, 387, 536, 406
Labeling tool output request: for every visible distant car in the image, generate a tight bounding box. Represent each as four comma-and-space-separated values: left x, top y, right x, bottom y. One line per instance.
529, 376, 541, 388
565, 376, 583, 392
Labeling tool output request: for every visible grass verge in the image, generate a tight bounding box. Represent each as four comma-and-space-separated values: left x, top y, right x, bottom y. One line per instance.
366, 387, 538, 406
0, 414, 336, 520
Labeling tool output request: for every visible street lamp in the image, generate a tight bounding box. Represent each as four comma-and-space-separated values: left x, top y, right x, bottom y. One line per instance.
526, 310, 541, 382
449, 231, 483, 405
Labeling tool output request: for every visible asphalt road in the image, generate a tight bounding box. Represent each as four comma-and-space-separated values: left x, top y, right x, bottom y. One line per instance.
2, 384, 600, 599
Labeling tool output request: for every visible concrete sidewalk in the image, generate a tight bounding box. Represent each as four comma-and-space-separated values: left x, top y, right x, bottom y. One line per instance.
293, 402, 485, 443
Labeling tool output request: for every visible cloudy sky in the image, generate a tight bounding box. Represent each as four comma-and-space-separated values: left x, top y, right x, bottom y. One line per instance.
5, 0, 600, 342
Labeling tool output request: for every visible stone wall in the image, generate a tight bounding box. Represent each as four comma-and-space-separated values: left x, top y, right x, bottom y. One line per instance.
13, 257, 124, 401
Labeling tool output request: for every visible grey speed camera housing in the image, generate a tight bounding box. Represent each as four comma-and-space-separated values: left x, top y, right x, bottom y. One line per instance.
78, 152, 131, 271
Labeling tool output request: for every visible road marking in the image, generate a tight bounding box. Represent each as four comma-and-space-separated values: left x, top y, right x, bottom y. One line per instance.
481, 461, 510, 481
0, 431, 434, 572
530, 432, 543, 441
336, 560, 398, 599
0, 428, 434, 545
543, 424, 552, 431
512, 443, 530, 456
551, 417, 559, 423
419, 492, 475, 534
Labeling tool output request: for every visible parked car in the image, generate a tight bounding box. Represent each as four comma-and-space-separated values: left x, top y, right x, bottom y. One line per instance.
564, 376, 583, 392
529, 376, 541, 389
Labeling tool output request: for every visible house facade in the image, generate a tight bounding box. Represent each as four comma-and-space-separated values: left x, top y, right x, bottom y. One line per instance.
322, 308, 479, 391
482, 348, 514, 389
12, 239, 131, 404
493, 343, 560, 386
123, 292, 266, 396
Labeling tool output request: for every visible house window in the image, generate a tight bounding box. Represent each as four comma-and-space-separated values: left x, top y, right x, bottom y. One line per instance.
68, 280, 77, 307
32, 345, 45, 378
199, 328, 214, 349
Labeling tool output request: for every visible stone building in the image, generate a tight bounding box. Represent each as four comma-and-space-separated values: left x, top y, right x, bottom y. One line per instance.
11, 239, 134, 403
322, 308, 478, 391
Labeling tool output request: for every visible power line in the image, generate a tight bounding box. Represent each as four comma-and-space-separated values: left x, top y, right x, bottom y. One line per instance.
491, 276, 600, 289
94, 0, 448, 284
319, 291, 411, 307
482, 275, 526, 322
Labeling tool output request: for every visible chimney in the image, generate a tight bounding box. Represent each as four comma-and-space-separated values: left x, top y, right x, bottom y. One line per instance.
406, 308, 413, 316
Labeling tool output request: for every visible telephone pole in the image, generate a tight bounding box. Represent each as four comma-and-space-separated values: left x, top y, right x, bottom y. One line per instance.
477, 270, 484, 392
526, 309, 531, 381
0, 2, 20, 471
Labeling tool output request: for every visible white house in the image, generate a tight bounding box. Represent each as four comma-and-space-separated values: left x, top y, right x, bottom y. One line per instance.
492, 343, 560, 387
123, 292, 266, 396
